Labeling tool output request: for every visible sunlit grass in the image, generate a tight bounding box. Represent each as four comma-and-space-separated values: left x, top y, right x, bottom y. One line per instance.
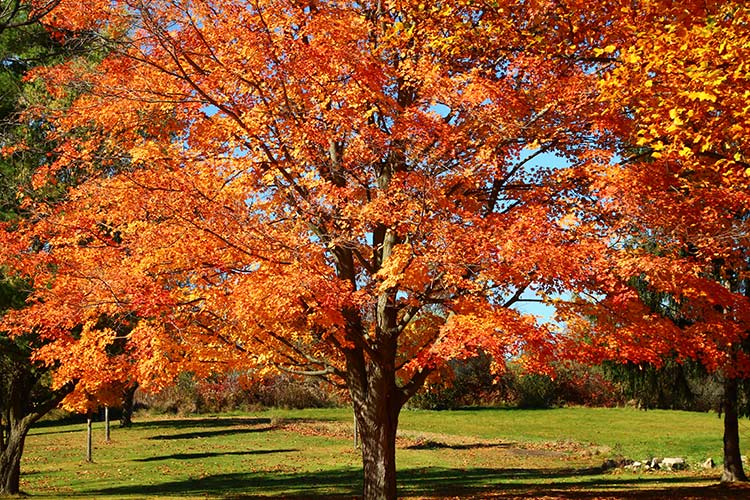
19, 407, 750, 498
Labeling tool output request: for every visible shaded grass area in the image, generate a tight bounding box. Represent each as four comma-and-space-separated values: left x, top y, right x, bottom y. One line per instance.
65, 467, 742, 499
20, 407, 749, 498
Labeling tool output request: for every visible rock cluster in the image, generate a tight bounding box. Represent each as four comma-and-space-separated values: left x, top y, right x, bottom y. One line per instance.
604, 456, 715, 472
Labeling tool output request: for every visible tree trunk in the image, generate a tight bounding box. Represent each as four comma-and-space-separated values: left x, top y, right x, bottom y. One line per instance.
334, 214, 430, 499
357, 400, 399, 500
722, 377, 748, 482
86, 416, 93, 463
346, 340, 402, 500
353, 408, 359, 449
120, 383, 138, 428
0, 354, 75, 496
0, 419, 28, 495
104, 407, 111, 442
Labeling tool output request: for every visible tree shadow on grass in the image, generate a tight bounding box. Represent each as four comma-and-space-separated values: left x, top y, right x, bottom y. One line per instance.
148, 426, 274, 440
133, 417, 273, 430
82, 467, 361, 499
79, 465, 746, 499
134, 449, 299, 462
28, 427, 82, 437
31, 416, 275, 436
406, 440, 514, 450
30, 414, 89, 435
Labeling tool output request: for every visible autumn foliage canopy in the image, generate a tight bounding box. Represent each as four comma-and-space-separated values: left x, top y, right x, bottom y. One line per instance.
557, 1, 750, 379
3, 0, 750, 496
2, 0, 616, 409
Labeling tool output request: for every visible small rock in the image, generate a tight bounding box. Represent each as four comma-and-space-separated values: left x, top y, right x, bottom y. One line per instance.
661, 457, 687, 471
602, 458, 633, 471
623, 461, 644, 472
601, 459, 618, 470
702, 458, 715, 469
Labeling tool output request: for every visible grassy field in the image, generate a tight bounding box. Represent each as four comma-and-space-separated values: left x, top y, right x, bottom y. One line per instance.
19, 406, 750, 498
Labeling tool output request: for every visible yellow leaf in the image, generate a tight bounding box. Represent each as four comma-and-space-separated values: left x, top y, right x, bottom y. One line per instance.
558, 213, 579, 229
625, 52, 640, 64
688, 91, 717, 102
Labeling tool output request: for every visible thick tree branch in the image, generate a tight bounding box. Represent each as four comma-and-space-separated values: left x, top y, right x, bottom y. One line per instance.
22, 379, 77, 429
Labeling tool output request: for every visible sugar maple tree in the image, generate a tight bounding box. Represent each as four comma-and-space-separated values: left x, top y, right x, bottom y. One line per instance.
0, 1, 91, 494
1, 1, 621, 498
558, 0, 750, 483
0, 3, 174, 493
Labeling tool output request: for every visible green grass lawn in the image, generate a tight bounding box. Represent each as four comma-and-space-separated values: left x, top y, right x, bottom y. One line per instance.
19, 407, 750, 498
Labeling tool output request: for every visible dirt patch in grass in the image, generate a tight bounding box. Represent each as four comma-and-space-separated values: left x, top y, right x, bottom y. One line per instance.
274, 418, 353, 439
276, 418, 609, 461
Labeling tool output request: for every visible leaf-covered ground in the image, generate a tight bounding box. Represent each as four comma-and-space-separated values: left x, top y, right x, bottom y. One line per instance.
20, 407, 750, 498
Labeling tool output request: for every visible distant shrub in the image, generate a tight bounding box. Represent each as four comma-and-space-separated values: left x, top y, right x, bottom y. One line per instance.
136, 372, 202, 415
255, 375, 342, 409
135, 371, 343, 414
408, 354, 507, 410
603, 359, 723, 412
408, 357, 626, 410
512, 372, 558, 409
547, 363, 625, 408
408, 384, 464, 411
